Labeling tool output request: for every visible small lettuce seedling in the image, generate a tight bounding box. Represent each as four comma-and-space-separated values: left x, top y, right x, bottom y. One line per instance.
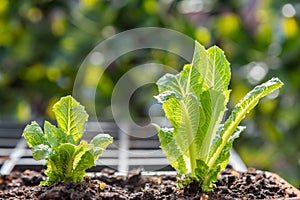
154, 42, 283, 191
22, 95, 113, 186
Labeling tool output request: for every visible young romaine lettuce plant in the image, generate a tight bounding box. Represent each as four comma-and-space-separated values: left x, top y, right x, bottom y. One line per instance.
154, 41, 283, 191
22, 95, 113, 186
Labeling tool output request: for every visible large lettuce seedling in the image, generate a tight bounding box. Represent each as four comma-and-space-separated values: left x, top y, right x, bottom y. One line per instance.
154, 42, 283, 191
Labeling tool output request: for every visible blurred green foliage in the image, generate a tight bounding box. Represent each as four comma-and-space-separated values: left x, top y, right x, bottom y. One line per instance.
0, 0, 299, 187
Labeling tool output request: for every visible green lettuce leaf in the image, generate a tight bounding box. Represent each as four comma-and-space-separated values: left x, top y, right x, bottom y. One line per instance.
32, 144, 52, 160
41, 155, 63, 186
91, 134, 113, 149
197, 89, 229, 159
73, 141, 93, 169
155, 126, 188, 174
195, 126, 245, 191
44, 120, 77, 145
91, 134, 113, 159
207, 77, 283, 168
57, 143, 76, 181
43, 141, 94, 183
205, 46, 231, 91
22, 121, 48, 147
53, 95, 88, 144
72, 151, 95, 182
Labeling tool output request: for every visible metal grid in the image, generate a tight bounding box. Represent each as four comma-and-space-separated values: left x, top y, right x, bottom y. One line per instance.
0, 120, 246, 175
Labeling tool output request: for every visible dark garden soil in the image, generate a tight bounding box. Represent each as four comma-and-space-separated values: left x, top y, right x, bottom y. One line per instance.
0, 166, 299, 200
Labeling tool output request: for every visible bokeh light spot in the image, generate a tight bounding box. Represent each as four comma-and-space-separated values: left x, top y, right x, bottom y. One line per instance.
247, 63, 268, 84
282, 18, 299, 38
0, 0, 8, 15
27, 7, 43, 23
195, 27, 211, 46
89, 52, 104, 65
47, 67, 61, 82
17, 101, 31, 122
178, 0, 203, 14
282, 4, 296, 18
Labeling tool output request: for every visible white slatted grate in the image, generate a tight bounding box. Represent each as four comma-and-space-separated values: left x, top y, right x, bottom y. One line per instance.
0, 120, 246, 175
